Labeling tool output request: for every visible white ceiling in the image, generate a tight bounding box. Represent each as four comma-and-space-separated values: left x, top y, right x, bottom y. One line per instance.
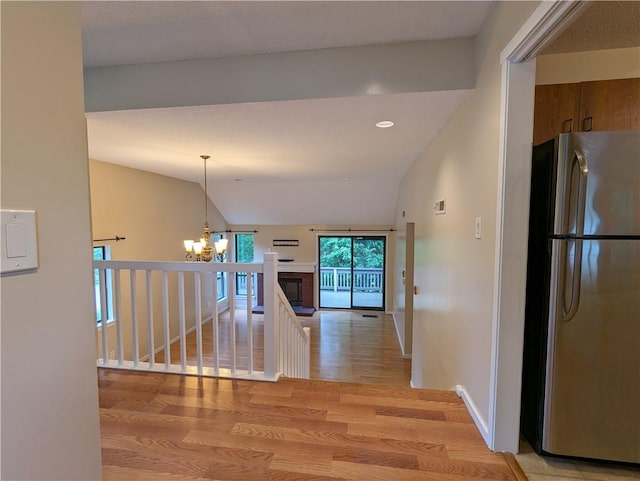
81, 1, 492, 67
82, 1, 491, 226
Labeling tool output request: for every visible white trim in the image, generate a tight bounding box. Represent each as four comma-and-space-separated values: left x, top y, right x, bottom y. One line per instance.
490, 57, 537, 453
278, 262, 315, 273
391, 312, 412, 358
93, 259, 263, 273
410, 379, 416, 389
455, 384, 490, 446
489, 59, 511, 451
490, 0, 589, 454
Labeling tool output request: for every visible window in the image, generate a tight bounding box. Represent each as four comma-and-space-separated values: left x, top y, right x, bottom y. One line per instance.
93, 246, 113, 324
235, 233, 255, 296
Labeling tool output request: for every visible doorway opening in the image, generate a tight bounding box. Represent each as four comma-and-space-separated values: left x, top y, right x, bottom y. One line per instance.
318, 236, 385, 310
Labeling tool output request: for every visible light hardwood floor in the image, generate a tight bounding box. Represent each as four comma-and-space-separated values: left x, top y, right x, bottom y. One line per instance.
99, 370, 520, 480
100, 309, 523, 480
155, 309, 412, 387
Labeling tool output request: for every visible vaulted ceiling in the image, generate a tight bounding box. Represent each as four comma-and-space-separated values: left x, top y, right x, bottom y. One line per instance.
82, 1, 492, 225
82, 1, 637, 225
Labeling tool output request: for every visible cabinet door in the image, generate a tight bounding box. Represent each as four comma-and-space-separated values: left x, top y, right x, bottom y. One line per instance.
533, 83, 581, 145
579, 78, 640, 132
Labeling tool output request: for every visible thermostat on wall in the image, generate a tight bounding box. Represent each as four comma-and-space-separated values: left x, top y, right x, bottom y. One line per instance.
434, 198, 446, 215
1, 209, 39, 274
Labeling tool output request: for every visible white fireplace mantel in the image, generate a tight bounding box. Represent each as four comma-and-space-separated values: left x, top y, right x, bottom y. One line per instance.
277, 262, 316, 273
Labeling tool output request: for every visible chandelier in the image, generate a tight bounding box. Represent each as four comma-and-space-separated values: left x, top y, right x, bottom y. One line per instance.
183, 155, 228, 262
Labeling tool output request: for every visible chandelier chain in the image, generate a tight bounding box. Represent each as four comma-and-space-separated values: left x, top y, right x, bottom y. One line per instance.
201, 154, 210, 222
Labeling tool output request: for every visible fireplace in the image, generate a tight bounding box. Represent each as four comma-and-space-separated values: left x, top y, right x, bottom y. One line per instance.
255, 265, 315, 316
278, 272, 313, 308
279, 278, 303, 306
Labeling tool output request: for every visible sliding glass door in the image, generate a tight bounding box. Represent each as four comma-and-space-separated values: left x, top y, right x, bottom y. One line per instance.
318, 236, 385, 310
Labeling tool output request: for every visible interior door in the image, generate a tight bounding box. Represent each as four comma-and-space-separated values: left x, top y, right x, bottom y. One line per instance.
318, 236, 385, 310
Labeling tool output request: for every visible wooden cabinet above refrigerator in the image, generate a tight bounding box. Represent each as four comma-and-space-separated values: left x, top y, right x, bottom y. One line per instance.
533, 77, 640, 145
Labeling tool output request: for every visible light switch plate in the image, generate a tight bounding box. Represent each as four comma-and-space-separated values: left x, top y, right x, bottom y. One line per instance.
2, 209, 38, 274
475, 217, 482, 239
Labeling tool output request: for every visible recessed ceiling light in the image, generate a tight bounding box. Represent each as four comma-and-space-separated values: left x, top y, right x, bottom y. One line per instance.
344, 177, 351, 181
376, 120, 394, 128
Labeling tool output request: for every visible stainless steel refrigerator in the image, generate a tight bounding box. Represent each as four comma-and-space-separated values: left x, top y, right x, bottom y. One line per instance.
521, 131, 640, 464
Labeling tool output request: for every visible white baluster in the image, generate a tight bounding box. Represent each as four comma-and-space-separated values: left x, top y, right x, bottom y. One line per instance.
246, 270, 254, 374
195, 272, 203, 375
304, 327, 311, 378
146, 270, 154, 368
178, 272, 186, 372
263, 252, 278, 379
99, 268, 108, 365
162, 271, 170, 368
229, 270, 236, 374
130, 270, 139, 367
212, 271, 219, 375
114, 268, 123, 366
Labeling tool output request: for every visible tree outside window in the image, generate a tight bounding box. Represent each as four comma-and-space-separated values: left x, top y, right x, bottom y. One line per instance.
235, 234, 255, 296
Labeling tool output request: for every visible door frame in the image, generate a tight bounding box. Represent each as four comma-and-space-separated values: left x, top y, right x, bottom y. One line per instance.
489, 0, 590, 453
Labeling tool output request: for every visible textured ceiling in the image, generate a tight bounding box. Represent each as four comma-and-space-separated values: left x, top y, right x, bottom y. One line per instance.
81, 1, 492, 67
87, 91, 472, 183
543, 1, 640, 54
86, 90, 472, 225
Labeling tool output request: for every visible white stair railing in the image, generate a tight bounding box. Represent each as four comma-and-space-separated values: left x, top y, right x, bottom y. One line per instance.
276, 285, 311, 378
93, 253, 310, 381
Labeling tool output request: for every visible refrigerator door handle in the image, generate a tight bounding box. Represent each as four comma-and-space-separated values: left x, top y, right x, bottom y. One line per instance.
561, 238, 583, 321
561, 150, 588, 322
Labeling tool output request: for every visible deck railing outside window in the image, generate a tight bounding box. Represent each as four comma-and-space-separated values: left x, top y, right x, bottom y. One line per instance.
319, 267, 383, 292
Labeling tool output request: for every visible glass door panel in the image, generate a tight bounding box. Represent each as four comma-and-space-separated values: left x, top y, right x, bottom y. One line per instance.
319, 236, 352, 308
352, 237, 385, 309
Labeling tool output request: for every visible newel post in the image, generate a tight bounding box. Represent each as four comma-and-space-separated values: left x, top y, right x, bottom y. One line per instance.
263, 252, 279, 379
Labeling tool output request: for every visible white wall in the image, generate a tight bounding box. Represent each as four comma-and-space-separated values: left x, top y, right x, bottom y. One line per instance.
0, 3, 103, 479
90, 160, 228, 360
90, 160, 227, 262
394, 1, 538, 434
536, 47, 640, 85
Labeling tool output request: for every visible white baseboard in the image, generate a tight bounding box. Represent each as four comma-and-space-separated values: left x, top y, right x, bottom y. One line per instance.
391, 312, 412, 358
454, 384, 490, 446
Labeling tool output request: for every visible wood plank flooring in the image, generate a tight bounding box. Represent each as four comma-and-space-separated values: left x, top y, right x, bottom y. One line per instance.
155, 309, 412, 387
99, 369, 520, 480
